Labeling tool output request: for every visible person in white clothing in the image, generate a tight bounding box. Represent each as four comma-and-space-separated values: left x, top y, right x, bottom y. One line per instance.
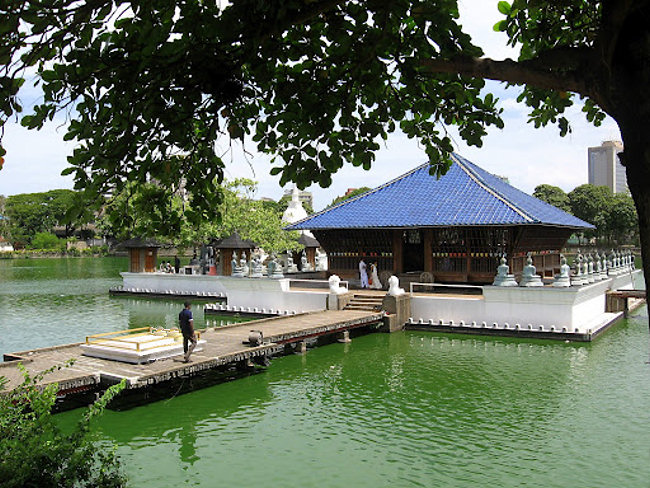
369, 262, 382, 289
359, 258, 369, 288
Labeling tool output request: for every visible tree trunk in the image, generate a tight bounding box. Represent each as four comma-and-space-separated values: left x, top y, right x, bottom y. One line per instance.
619, 130, 650, 332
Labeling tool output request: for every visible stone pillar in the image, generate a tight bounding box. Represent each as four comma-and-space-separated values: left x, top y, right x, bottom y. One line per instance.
380, 293, 411, 333
327, 292, 353, 310
337, 330, 352, 343
295, 341, 307, 354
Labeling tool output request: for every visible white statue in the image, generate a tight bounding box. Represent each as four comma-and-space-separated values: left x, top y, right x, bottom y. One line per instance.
251, 254, 264, 278
553, 254, 571, 287
328, 274, 347, 294
593, 251, 605, 281
387, 275, 405, 296
300, 250, 312, 272
571, 254, 585, 286
231, 253, 244, 277
607, 249, 616, 275
492, 255, 518, 287
268, 254, 284, 279
286, 254, 298, 273
586, 253, 595, 283
240, 251, 249, 276
519, 254, 543, 287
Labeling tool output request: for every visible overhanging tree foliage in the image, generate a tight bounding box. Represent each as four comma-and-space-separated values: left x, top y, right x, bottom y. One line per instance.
2, 1, 650, 304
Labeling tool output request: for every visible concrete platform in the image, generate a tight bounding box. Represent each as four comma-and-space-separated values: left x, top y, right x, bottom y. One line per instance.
81, 333, 207, 364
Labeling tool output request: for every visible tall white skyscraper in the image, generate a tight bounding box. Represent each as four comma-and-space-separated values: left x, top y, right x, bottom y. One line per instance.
587, 140, 628, 194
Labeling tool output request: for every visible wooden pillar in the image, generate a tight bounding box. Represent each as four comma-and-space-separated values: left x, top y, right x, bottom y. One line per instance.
423, 229, 433, 273
128, 248, 140, 273
222, 249, 233, 275
306, 247, 316, 267
392, 230, 403, 274
144, 248, 156, 272
465, 229, 471, 280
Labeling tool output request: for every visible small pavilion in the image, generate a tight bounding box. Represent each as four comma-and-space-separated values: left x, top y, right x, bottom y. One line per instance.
214, 232, 257, 275
286, 154, 594, 284
121, 238, 161, 273
297, 233, 320, 270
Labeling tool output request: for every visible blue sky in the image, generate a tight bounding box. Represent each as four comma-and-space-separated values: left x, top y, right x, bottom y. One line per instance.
0, 1, 621, 210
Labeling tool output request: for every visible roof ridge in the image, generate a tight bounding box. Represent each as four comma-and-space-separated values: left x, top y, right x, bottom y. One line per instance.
452, 154, 534, 223
286, 162, 430, 228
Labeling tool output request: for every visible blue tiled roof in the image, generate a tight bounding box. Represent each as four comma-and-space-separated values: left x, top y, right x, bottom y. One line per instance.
287, 153, 594, 230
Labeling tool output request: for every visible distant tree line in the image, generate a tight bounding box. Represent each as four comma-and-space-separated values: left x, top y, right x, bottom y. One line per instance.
0, 179, 315, 253
328, 187, 373, 207
0, 190, 94, 249
533, 184, 638, 245
1, 182, 379, 253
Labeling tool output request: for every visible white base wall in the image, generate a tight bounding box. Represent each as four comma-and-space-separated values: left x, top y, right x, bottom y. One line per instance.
121, 270, 642, 334
121, 273, 328, 313
410, 271, 641, 334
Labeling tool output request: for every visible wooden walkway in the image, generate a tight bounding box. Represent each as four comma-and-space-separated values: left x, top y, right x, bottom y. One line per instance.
606, 289, 646, 317
1, 310, 383, 396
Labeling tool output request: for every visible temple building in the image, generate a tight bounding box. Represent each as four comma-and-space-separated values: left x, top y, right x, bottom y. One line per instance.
286, 154, 593, 284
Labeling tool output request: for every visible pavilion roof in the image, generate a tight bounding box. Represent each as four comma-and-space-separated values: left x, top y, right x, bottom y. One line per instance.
287, 154, 594, 230
214, 231, 257, 249
298, 233, 320, 248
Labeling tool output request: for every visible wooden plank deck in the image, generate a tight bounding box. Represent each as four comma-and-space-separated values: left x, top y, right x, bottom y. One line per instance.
1, 310, 383, 394
608, 289, 646, 299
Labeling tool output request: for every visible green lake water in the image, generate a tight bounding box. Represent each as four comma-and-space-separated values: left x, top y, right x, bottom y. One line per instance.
2, 257, 650, 487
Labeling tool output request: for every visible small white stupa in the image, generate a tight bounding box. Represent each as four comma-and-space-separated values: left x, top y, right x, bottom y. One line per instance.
282, 187, 314, 238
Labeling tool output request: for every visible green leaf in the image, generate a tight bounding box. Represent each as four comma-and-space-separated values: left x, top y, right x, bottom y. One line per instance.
493, 20, 507, 32
497, 1, 511, 15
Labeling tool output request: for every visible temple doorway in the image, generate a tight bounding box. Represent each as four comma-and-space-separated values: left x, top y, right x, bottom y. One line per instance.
402, 229, 424, 272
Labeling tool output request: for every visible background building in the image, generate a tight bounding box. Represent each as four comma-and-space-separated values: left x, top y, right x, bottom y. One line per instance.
588, 140, 627, 194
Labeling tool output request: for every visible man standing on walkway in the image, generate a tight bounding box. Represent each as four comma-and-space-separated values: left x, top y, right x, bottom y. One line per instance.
179, 301, 197, 362
359, 258, 369, 289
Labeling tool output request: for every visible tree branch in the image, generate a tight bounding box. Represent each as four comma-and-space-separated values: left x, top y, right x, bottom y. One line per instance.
420, 55, 592, 98
523, 45, 594, 71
